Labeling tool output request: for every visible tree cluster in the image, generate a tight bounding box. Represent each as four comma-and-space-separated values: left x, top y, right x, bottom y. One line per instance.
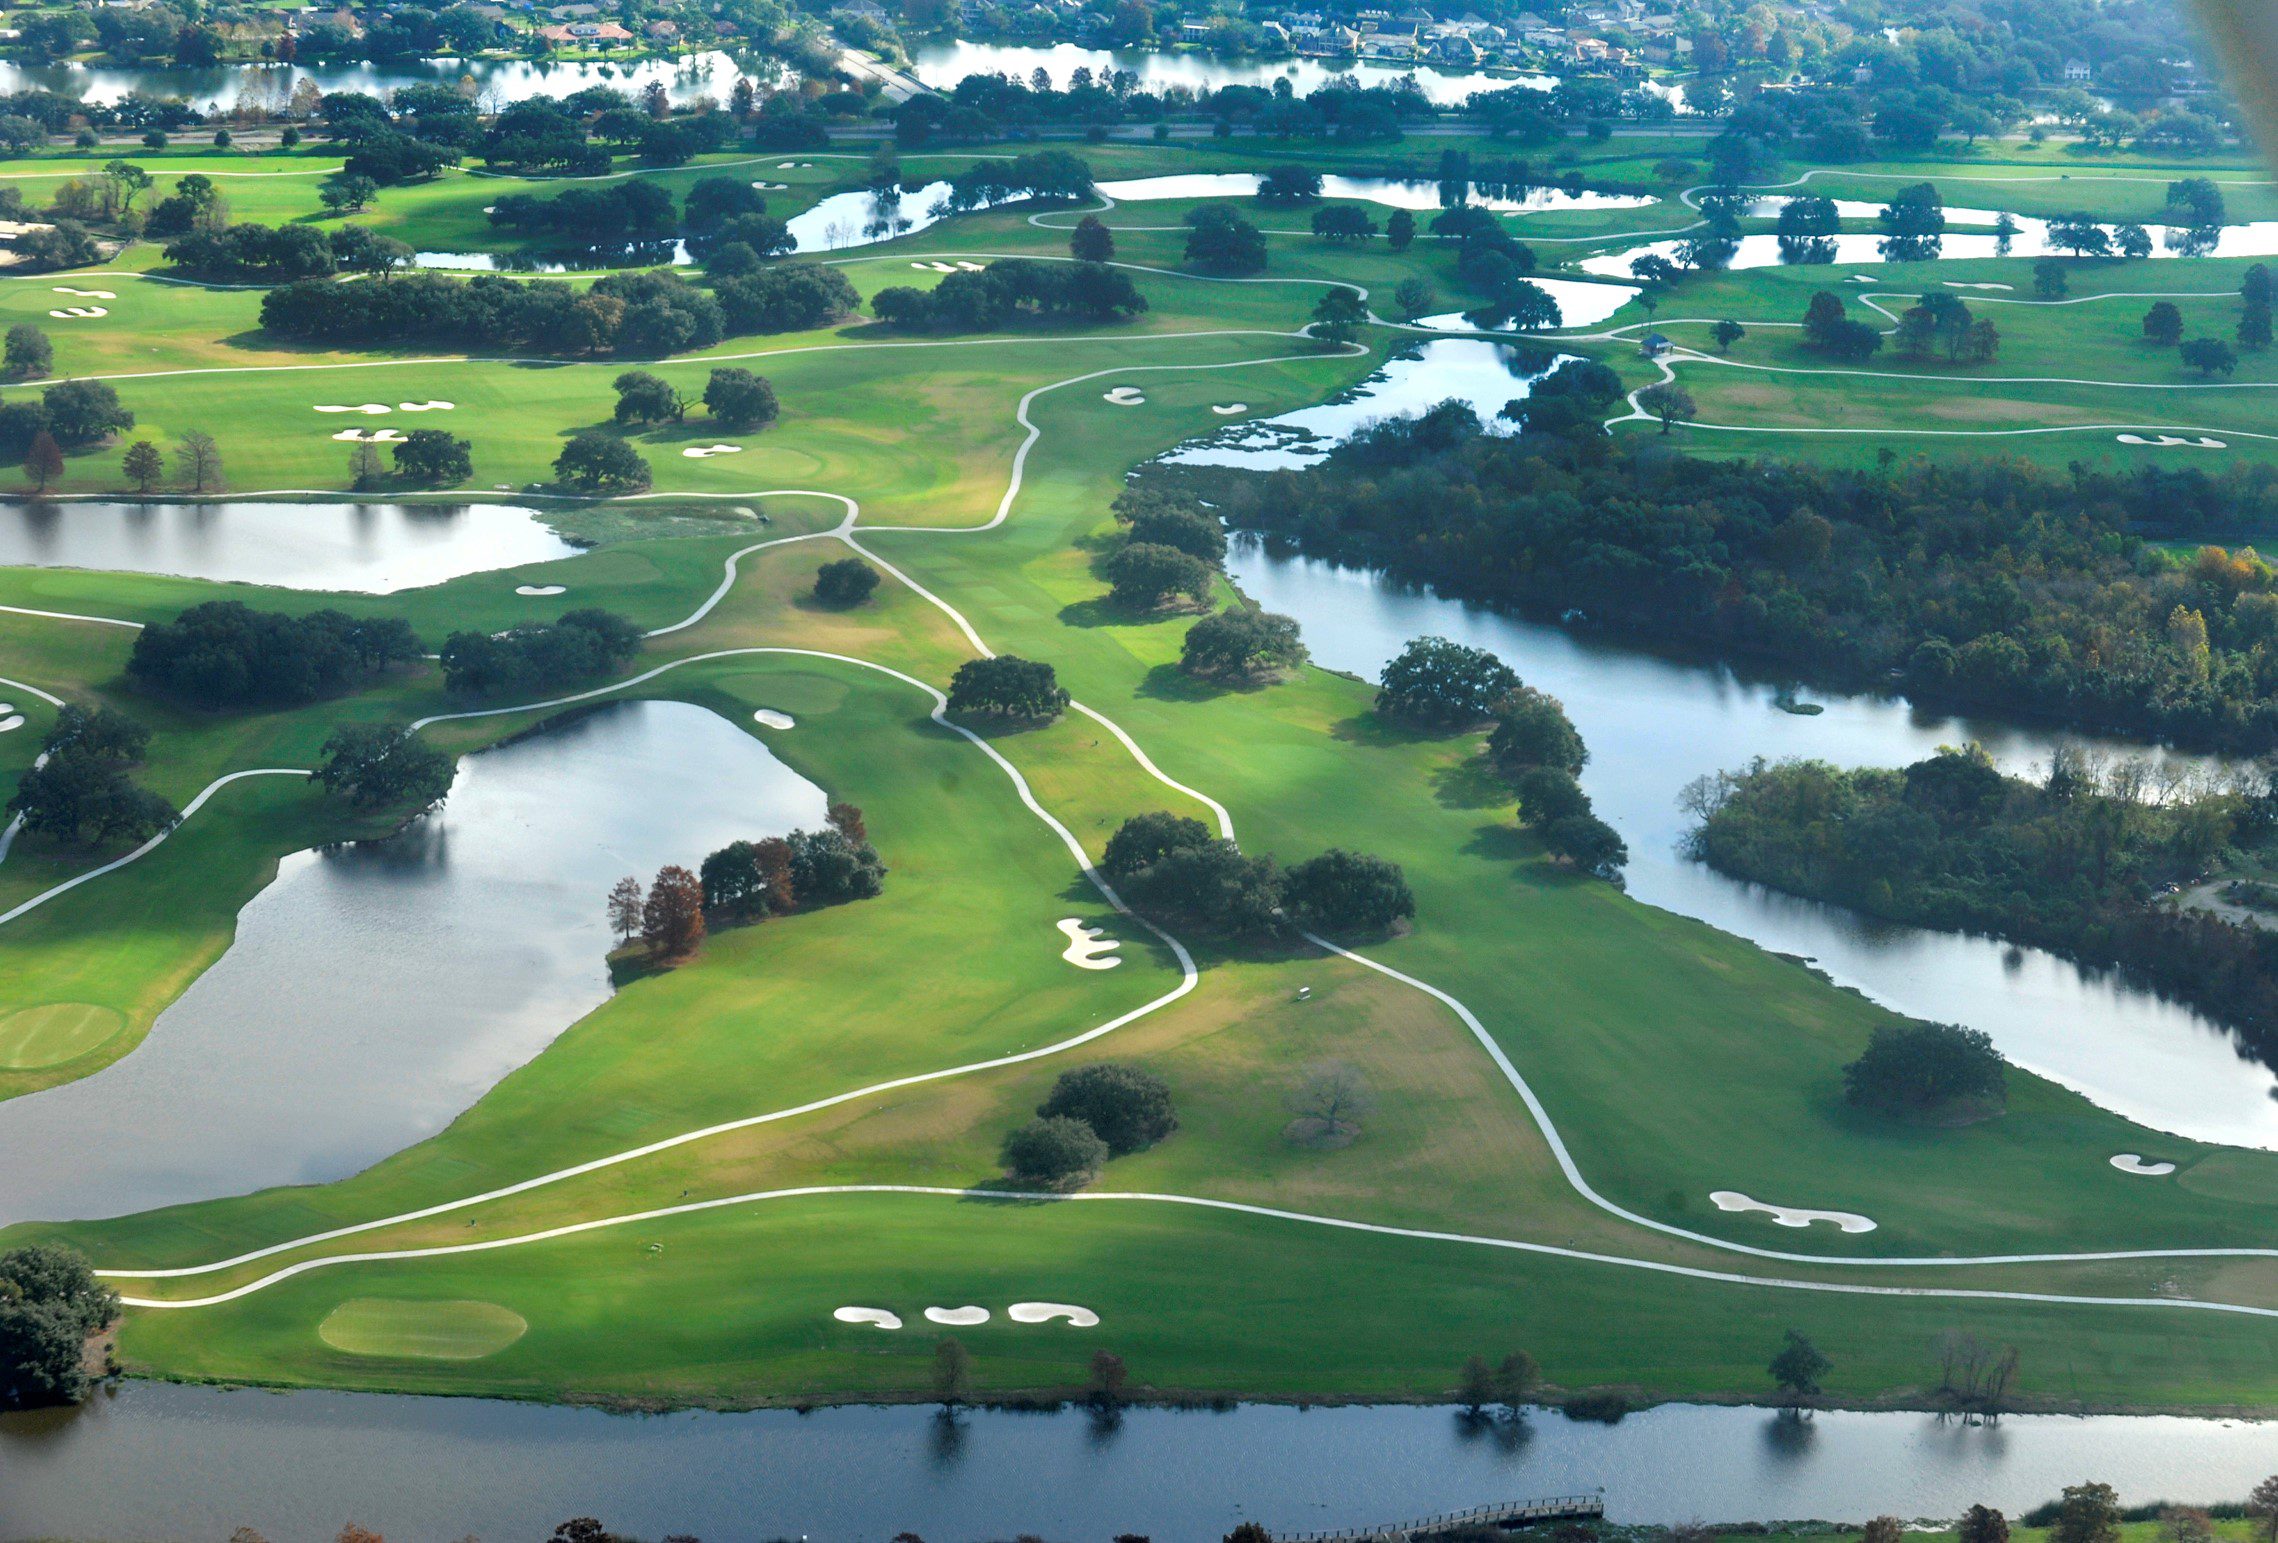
1684, 744, 2278, 1066
1001, 1061, 1177, 1189
946, 655, 1068, 721
870, 259, 1145, 332
1100, 810, 1413, 938
260, 267, 724, 359
0, 1245, 119, 1408
127, 602, 419, 709
315, 723, 454, 811
439, 608, 642, 695
5, 704, 174, 847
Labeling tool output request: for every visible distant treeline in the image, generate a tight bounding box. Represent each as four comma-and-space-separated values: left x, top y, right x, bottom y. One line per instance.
1208, 381, 2278, 754
871, 258, 1145, 331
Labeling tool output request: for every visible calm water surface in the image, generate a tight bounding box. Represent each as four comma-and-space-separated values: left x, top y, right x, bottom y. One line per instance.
0, 500, 578, 591
2, 1383, 2273, 1537
1098, 171, 1657, 215
0, 699, 825, 1224
1581, 212, 2278, 276
909, 38, 1556, 106
1228, 544, 2278, 1147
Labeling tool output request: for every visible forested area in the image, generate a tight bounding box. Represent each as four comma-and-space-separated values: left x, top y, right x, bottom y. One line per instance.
1685, 747, 2278, 1062
1208, 389, 2278, 753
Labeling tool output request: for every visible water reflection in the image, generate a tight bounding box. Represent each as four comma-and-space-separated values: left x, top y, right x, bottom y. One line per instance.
1582, 211, 2278, 276
1098, 172, 1657, 215
1225, 544, 2278, 1146
2, 1383, 2270, 1536
909, 38, 1557, 106
0, 699, 828, 1223
0, 500, 578, 592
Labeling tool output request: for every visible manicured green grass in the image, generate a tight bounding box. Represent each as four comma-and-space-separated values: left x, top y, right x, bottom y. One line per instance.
10, 151, 2278, 1415
315, 1297, 529, 1360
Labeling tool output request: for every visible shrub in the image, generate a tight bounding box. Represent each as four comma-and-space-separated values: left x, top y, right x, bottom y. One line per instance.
1037, 1063, 1177, 1155
813, 557, 880, 608
1000, 1115, 1108, 1189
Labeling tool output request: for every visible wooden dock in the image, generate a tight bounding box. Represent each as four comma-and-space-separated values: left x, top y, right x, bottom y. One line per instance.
1276, 1493, 1606, 1541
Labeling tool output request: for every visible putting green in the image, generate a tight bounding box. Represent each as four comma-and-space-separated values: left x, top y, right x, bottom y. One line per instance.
317, 1298, 529, 1360
0, 1003, 124, 1069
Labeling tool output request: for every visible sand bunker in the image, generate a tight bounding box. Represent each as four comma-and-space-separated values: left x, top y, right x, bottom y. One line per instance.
1709, 1190, 1876, 1233
1211, 403, 1249, 416
331, 428, 406, 443
2111, 1153, 2177, 1176
514, 584, 566, 597
2117, 433, 2226, 449
681, 444, 745, 459
927, 261, 959, 272
0, 714, 20, 734
775, 161, 814, 169
1844, 275, 1878, 284
52, 286, 114, 299
398, 400, 455, 412
1056, 918, 1122, 971
752, 181, 788, 190
924, 1305, 990, 1326
1944, 280, 2014, 291
1103, 386, 1146, 406
1008, 1302, 1100, 1327
955, 261, 984, 271
752, 709, 794, 729
316, 403, 393, 415
833, 1306, 904, 1330
47, 306, 105, 319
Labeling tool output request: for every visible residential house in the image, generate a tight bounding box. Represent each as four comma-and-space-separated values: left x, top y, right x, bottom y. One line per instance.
2063, 57, 2090, 81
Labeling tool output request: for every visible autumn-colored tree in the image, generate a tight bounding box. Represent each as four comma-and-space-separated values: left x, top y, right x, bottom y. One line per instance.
827, 800, 868, 843
23, 430, 62, 492
641, 865, 706, 957
606, 875, 644, 943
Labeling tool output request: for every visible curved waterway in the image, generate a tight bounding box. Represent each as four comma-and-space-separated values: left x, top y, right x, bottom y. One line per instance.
1, 1383, 2272, 1535
0, 500, 578, 592
0, 699, 826, 1224
1228, 542, 2278, 1147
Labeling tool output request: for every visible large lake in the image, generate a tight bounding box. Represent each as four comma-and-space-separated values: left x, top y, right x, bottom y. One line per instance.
0, 699, 825, 1224
2, 1384, 2272, 1537
0, 500, 578, 592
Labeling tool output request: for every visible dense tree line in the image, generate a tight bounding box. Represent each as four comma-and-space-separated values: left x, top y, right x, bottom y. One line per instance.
1685, 745, 2278, 1064
870, 259, 1145, 332
1100, 809, 1414, 938
1208, 383, 2278, 754
260, 268, 723, 358
439, 609, 642, 695
617, 803, 885, 964
127, 602, 420, 708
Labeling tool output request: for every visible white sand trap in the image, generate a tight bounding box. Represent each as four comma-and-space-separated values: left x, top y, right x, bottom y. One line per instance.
1211, 403, 1248, 416
52, 286, 114, 299
0, 715, 21, 734
331, 428, 406, 443
1710, 1190, 1876, 1233
2117, 433, 2228, 449
398, 400, 455, 412
1844, 275, 1878, 284
752, 181, 788, 190
910, 262, 933, 269
2111, 1153, 2177, 1176
1057, 918, 1122, 970
834, 1306, 904, 1330
681, 443, 745, 459
775, 161, 815, 169
1008, 1302, 1100, 1327
1103, 386, 1146, 406
927, 261, 959, 272
752, 709, 795, 729
515, 584, 566, 597
47, 306, 105, 319
924, 1305, 990, 1326
955, 261, 984, 271
1944, 281, 2014, 291
315, 403, 392, 415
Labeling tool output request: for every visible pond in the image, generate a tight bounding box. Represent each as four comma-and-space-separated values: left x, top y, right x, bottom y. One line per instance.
2, 1382, 2272, 1537
0, 699, 827, 1225
1580, 211, 2278, 276
0, 49, 788, 111
0, 500, 579, 592
414, 239, 694, 272
1415, 273, 1641, 330
1097, 171, 1659, 215
1226, 543, 2278, 1148
908, 38, 1557, 107
785, 178, 962, 252
1165, 337, 1555, 470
